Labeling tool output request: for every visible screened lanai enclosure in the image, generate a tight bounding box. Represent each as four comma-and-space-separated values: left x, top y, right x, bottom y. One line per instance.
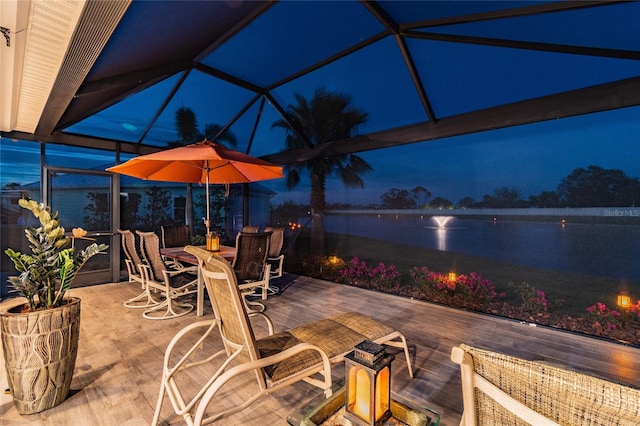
1, 1, 640, 342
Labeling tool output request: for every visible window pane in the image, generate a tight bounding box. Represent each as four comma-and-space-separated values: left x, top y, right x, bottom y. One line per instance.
1, 139, 42, 298
45, 145, 117, 171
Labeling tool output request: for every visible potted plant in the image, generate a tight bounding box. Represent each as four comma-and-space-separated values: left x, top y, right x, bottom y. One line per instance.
2, 197, 108, 414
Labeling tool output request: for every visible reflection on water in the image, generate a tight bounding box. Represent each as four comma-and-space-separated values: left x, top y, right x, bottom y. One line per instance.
324, 215, 640, 282
436, 228, 446, 251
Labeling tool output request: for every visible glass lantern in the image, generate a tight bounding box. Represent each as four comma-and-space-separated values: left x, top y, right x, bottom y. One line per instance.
344, 340, 394, 426
206, 232, 220, 252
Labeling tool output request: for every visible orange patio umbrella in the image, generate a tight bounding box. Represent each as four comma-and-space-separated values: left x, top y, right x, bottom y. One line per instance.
106, 140, 283, 233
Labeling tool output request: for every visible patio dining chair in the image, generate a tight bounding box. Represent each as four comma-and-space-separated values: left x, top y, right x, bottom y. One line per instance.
151, 245, 414, 426
118, 229, 160, 310
161, 224, 197, 273
232, 231, 272, 312
264, 226, 285, 279
136, 231, 198, 320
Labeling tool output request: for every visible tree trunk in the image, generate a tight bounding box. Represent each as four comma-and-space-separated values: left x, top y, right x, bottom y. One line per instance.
310, 172, 326, 253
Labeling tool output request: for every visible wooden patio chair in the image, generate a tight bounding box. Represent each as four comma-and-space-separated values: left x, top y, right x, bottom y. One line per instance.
136, 231, 198, 320
232, 232, 272, 311
264, 226, 285, 280
118, 229, 160, 309
151, 245, 414, 425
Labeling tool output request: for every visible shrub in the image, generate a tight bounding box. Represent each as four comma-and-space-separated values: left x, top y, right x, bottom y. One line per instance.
409, 266, 453, 302
457, 272, 505, 307
628, 299, 640, 325
339, 257, 401, 290
410, 267, 503, 309
586, 302, 621, 330
300, 255, 345, 282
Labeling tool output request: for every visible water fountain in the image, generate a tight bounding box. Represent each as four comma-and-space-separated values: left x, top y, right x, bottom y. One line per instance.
432, 216, 454, 229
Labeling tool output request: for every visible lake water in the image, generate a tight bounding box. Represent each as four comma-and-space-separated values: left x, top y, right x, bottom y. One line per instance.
324, 214, 640, 282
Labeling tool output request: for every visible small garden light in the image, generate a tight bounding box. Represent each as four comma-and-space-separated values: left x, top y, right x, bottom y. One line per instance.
344, 340, 394, 426
448, 272, 457, 283
617, 294, 631, 309
617, 294, 631, 327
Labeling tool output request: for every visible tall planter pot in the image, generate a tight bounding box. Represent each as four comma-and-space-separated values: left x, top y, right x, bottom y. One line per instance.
1, 297, 81, 414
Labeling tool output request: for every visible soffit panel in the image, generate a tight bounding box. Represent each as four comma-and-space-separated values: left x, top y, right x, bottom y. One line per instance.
14, 0, 85, 133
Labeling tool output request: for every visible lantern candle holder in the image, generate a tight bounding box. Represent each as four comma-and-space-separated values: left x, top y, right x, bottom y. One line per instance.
206, 232, 220, 252
344, 340, 395, 426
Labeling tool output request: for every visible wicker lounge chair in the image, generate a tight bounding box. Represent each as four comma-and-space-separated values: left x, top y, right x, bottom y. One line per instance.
118, 229, 159, 309
264, 226, 285, 279
136, 231, 198, 320
151, 245, 414, 425
451, 344, 640, 426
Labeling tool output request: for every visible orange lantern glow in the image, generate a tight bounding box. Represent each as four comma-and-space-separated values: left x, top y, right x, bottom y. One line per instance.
344, 340, 394, 426
206, 232, 220, 252
617, 294, 632, 309
448, 272, 457, 282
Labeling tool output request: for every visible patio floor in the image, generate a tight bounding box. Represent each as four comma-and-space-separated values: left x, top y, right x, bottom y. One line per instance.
1, 274, 639, 425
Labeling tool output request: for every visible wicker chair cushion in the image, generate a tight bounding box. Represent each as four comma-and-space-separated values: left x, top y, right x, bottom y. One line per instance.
328, 312, 395, 340
462, 344, 640, 426
257, 312, 394, 382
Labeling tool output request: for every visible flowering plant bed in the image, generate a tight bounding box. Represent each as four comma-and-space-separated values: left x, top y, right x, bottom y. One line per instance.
295, 254, 640, 347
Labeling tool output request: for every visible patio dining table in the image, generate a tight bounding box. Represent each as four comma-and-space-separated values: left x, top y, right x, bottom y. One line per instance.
161, 245, 236, 316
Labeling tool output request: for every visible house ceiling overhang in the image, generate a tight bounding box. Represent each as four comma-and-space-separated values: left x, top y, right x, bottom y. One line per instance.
2, 0, 640, 163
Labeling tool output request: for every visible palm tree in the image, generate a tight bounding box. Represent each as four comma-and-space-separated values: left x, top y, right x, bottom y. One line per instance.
272, 88, 372, 252
174, 107, 237, 236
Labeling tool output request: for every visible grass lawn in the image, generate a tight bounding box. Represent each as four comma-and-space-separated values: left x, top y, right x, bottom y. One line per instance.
288, 230, 637, 317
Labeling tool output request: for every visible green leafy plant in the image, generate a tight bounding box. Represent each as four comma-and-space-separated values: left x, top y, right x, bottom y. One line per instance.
507, 281, 565, 314
300, 254, 346, 282
4, 198, 109, 312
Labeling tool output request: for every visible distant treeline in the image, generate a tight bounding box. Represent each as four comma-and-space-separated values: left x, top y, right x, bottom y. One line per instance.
271, 165, 640, 217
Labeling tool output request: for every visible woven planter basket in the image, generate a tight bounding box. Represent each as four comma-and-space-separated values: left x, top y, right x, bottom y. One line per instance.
1, 297, 81, 415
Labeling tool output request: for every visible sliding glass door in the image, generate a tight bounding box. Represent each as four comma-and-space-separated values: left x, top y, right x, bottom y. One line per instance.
46, 167, 117, 286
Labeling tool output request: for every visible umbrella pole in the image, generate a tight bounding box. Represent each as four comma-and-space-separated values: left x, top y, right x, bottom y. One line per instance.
205, 163, 210, 235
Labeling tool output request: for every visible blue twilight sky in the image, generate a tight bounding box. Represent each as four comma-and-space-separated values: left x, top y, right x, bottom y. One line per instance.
2, 104, 640, 208
259, 104, 640, 206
